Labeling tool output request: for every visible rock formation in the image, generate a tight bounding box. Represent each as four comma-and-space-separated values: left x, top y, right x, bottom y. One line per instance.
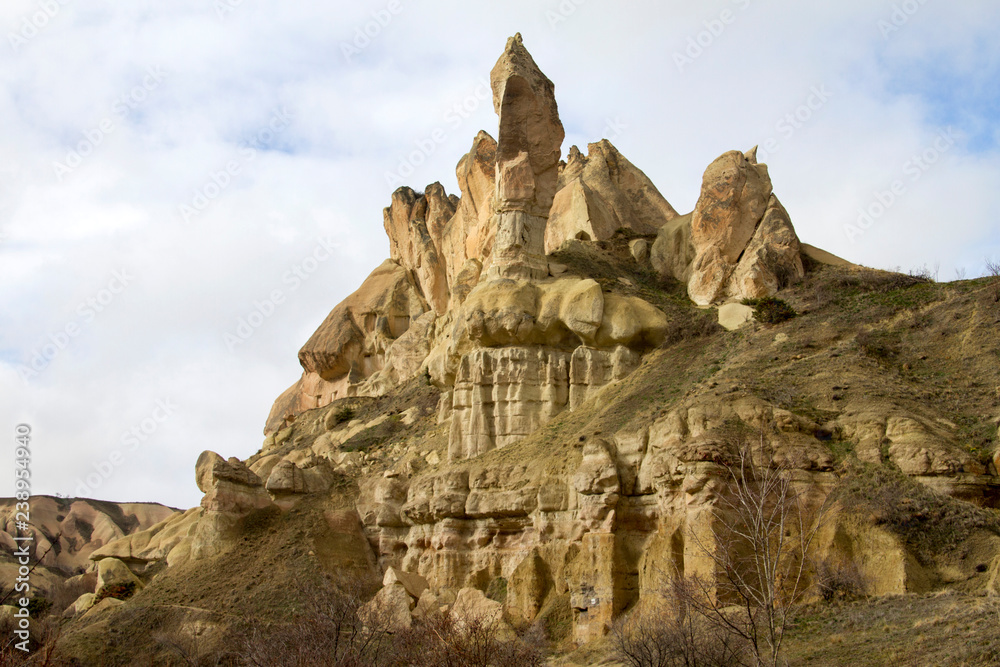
487, 33, 565, 281
686, 148, 805, 305
25, 35, 1000, 665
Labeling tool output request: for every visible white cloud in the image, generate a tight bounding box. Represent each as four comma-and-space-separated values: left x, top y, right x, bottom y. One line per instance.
1, 0, 998, 508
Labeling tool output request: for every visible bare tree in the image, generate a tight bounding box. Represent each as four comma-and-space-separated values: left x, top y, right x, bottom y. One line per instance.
684, 427, 827, 667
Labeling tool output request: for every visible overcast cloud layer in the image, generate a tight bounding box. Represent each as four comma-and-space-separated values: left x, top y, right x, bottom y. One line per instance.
2, 1, 998, 509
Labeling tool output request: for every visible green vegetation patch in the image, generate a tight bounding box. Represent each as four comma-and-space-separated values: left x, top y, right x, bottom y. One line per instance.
742, 296, 797, 324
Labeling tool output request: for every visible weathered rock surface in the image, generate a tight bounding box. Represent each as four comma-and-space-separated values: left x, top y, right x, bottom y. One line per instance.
545, 141, 678, 252
687, 149, 804, 305
487, 32, 564, 280
95, 557, 143, 598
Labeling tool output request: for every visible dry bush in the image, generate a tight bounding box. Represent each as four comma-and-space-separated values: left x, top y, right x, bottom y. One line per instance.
384, 612, 545, 667
986, 259, 1000, 303
855, 328, 901, 363
233, 572, 390, 667
611, 578, 749, 667
816, 559, 869, 602
230, 573, 544, 667
741, 297, 796, 324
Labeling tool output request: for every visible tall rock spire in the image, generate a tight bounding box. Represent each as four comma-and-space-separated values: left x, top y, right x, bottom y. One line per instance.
486, 33, 565, 280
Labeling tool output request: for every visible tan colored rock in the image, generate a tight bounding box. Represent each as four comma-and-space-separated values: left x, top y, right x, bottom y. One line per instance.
687, 150, 768, 304
90, 507, 201, 565
361, 582, 413, 632
729, 195, 804, 299
506, 548, 553, 624
686, 149, 806, 305
0, 497, 177, 580
718, 302, 754, 331
64, 592, 97, 618
650, 212, 695, 283
384, 184, 456, 314
629, 238, 650, 263
265, 460, 305, 494
196, 451, 273, 515
801, 242, 852, 267
451, 587, 507, 631
266, 258, 429, 433
546, 140, 678, 252
96, 557, 142, 598
440, 132, 496, 291
383, 567, 429, 600
83, 596, 124, 617
487, 33, 564, 280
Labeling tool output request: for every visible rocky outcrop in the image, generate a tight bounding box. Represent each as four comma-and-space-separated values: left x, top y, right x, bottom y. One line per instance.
546, 140, 678, 252
384, 184, 457, 315
266, 259, 430, 433
487, 32, 565, 281
192, 451, 274, 560
687, 148, 804, 305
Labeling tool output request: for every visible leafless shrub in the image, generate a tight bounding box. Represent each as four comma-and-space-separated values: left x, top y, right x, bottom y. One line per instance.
231, 575, 543, 667
0, 617, 63, 667
384, 612, 545, 667
611, 577, 749, 667
816, 559, 869, 602
234, 572, 390, 667
986, 259, 1000, 303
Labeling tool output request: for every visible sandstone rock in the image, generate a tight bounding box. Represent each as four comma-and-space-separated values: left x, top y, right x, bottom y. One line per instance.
718, 302, 754, 331
196, 452, 273, 515
440, 132, 496, 290
686, 149, 805, 305
801, 242, 852, 267
629, 238, 650, 263
487, 33, 564, 280
546, 140, 678, 253
729, 195, 804, 299
96, 557, 142, 598
361, 582, 413, 632
650, 212, 695, 283
451, 587, 508, 633
266, 259, 429, 433
413, 588, 449, 619
384, 184, 455, 314
506, 549, 553, 624
64, 593, 97, 618
383, 567, 429, 600
265, 460, 306, 494
90, 507, 201, 565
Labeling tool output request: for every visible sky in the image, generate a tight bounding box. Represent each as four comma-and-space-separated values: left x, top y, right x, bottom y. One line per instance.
1, 0, 998, 509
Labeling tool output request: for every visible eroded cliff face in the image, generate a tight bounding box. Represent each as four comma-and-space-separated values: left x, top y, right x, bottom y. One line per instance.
58, 33, 1000, 656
